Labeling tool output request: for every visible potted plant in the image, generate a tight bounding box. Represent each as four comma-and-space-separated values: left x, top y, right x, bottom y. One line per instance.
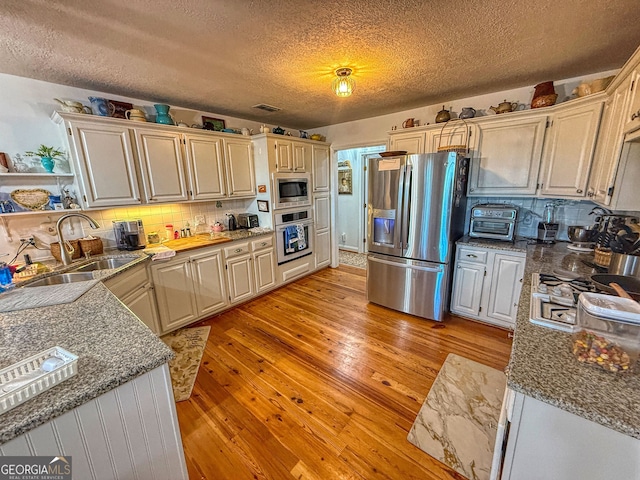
24, 145, 65, 173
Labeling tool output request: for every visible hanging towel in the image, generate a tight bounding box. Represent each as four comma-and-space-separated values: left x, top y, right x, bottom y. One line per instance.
295, 224, 306, 250
284, 225, 298, 253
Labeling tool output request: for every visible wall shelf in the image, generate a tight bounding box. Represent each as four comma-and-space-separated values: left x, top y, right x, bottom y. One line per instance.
0, 173, 74, 179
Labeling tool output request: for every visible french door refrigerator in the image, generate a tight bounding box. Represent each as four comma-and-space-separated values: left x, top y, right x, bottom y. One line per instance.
366, 152, 468, 321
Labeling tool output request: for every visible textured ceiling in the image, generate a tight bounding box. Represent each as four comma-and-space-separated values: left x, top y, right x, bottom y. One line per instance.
1, 0, 640, 129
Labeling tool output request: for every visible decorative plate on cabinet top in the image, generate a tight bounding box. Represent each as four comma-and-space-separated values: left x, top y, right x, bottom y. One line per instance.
10, 188, 51, 210
379, 151, 407, 157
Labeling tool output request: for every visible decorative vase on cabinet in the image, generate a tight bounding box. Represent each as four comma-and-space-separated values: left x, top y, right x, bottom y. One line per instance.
154, 104, 174, 125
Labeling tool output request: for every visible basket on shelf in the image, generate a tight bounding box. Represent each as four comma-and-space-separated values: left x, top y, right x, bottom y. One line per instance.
50, 240, 81, 262
78, 237, 103, 256
594, 247, 612, 267
436, 118, 470, 154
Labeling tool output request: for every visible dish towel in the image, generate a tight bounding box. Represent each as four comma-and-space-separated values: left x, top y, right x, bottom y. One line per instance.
144, 244, 177, 261
295, 224, 306, 250
284, 225, 298, 253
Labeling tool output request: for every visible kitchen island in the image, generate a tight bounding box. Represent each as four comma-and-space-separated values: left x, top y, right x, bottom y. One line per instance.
495, 242, 640, 479
0, 257, 188, 479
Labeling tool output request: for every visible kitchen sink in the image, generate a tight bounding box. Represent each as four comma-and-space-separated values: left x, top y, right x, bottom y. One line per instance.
25, 272, 96, 287
72, 258, 133, 272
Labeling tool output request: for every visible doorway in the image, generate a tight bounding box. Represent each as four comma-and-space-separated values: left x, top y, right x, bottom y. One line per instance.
335, 145, 385, 255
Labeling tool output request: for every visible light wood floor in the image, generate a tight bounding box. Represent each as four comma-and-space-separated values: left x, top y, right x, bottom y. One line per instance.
176, 265, 512, 480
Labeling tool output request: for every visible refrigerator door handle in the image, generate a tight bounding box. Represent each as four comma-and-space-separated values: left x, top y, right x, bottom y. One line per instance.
400, 163, 412, 251
368, 255, 443, 273
395, 163, 406, 250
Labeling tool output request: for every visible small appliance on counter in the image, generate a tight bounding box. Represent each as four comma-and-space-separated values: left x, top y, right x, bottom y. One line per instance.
113, 219, 146, 250
469, 204, 518, 241
537, 203, 558, 244
226, 213, 237, 231
237, 213, 259, 229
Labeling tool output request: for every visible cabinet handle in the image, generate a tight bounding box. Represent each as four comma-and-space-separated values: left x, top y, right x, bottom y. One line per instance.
576, 189, 583, 194
466, 253, 477, 258
235, 248, 242, 253
519, 278, 523, 282
632, 110, 640, 121
469, 188, 475, 192
261, 242, 267, 246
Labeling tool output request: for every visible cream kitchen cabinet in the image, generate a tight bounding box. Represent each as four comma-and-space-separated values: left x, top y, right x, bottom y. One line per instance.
292, 143, 311, 172
450, 245, 526, 329
425, 120, 477, 155
151, 246, 227, 333
184, 133, 226, 200
134, 128, 190, 203
312, 144, 330, 192
251, 236, 276, 293
539, 97, 603, 198
104, 263, 160, 334
622, 67, 640, 134
54, 114, 142, 208
388, 131, 425, 154
468, 114, 547, 196
224, 242, 254, 304
272, 138, 311, 173
314, 195, 331, 268
224, 137, 256, 197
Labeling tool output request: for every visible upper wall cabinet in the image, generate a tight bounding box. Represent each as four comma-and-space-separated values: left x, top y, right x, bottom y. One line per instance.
539, 97, 603, 198
312, 144, 330, 192
134, 128, 189, 203
53, 112, 257, 208
388, 132, 424, 154
468, 114, 547, 196
54, 115, 141, 208
622, 68, 640, 134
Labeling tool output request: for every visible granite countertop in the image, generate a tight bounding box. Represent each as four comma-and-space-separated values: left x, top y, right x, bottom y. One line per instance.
507, 242, 640, 439
0, 282, 173, 444
456, 235, 529, 253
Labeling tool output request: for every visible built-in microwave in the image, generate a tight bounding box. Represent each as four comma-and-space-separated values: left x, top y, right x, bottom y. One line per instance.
273, 173, 311, 210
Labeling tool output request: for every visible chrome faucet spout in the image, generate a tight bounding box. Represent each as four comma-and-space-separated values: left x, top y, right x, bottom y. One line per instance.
55, 213, 101, 265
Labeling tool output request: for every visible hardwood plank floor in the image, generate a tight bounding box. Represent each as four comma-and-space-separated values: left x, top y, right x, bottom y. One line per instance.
176, 265, 512, 480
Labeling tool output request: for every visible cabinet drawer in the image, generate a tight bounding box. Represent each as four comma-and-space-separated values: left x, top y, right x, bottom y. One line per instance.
251, 236, 273, 252
224, 242, 250, 259
457, 247, 488, 264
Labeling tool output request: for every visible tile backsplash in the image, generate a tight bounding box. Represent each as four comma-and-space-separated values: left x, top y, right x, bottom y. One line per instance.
0, 198, 257, 263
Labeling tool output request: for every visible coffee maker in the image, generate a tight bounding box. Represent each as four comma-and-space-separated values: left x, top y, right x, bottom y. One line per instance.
113, 220, 147, 250
537, 203, 559, 244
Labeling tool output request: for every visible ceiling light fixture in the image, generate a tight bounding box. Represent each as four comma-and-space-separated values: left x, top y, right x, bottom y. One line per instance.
332, 68, 355, 97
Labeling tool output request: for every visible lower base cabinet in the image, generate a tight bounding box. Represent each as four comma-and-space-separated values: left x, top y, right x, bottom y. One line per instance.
151, 247, 228, 333
226, 254, 255, 304
451, 245, 526, 329
104, 263, 161, 334
225, 237, 277, 304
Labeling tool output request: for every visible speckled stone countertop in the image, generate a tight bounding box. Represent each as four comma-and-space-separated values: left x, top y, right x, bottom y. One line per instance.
0, 282, 174, 444
507, 242, 640, 439
456, 235, 529, 253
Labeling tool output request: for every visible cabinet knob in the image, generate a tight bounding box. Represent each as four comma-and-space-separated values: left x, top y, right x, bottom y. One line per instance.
469, 188, 475, 192
576, 189, 583, 194
235, 248, 242, 253
466, 253, 477, 258
632, 110, 640, 121
261, 242, 267, 246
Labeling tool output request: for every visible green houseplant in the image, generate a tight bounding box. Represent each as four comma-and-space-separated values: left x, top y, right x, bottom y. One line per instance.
24, 145, 65, 173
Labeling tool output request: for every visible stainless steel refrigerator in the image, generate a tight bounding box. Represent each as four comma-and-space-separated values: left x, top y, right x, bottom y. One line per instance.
366, 152, 468, 321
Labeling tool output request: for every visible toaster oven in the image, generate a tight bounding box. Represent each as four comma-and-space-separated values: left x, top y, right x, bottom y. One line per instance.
469, 204, 518, 241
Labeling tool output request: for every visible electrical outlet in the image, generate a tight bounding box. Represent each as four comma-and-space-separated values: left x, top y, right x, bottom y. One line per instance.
20, 236, 36, 247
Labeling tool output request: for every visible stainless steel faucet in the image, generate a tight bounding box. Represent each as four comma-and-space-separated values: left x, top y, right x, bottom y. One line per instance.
55, 213, 101, 265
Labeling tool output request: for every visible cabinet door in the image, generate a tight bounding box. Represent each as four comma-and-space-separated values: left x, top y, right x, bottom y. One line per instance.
121, 285, 161, 335
486, 253, 525, 327
314, 195, 330, 231
425, 123, 478, 156
588, 77, 631, 205
468, 115, 547, 196
540, 101, 603, 197
293, 142, 311, 172
184, 134, 227, 200
68, 121, 141, 207
450, 261, 485, 317
253, 248, 276, 293
224, 138, 256, 197
191, 249, 228, 316
135, 129, 189, 203
226, 255, 255, 304
315, 229, 331, 269
622, 68, 640, 134
275, 140, 293, 171
312, 144, 330, 192
151, 258, 198, 332
389, 133, 424, 154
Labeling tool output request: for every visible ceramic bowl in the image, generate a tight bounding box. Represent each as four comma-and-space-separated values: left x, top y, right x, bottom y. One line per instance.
531, 94, 558, 109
